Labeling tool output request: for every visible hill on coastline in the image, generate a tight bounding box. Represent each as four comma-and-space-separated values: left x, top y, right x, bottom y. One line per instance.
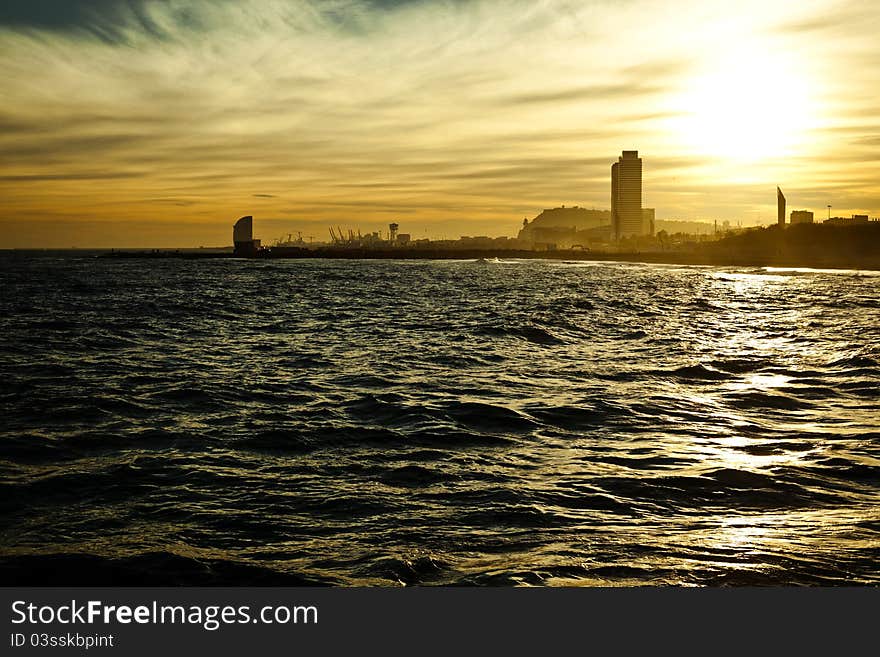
656, 219, 715, 235
705, 222, 880, 268
523, 206, 611, 230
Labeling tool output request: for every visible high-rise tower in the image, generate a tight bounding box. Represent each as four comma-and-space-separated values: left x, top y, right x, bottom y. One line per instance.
777, 187, 786, 227
233, 215, 258, 256
611, 151, 643, 238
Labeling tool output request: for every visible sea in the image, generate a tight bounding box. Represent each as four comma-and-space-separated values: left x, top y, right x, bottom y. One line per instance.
0, 251, 878, 586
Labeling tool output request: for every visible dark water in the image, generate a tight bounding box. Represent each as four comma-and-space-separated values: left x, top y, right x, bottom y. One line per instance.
1, 252, 878, 585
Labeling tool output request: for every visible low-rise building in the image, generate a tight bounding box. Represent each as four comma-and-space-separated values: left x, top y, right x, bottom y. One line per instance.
824, 214, 870, 226
790, 210, 814, 225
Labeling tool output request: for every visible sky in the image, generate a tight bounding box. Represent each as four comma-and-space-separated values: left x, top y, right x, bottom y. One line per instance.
0, 0, 878, 247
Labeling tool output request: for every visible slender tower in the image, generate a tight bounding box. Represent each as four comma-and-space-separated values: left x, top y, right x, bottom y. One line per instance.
777, 187, 786, 227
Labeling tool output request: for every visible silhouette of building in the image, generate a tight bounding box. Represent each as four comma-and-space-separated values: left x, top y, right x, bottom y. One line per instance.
612, 151, 643, 238
777, 187, 786, 227
233, 215, 260, 256
790, 210, 814, 225
825, 214, 870, 226
642, 208, 655, 237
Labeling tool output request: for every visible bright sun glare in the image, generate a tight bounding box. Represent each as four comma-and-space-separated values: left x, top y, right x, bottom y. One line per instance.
674, 48, 815, 161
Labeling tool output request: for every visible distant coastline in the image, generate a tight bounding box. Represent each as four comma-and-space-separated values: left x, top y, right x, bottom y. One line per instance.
93, 246, 879, 271
6, 222, 875, 271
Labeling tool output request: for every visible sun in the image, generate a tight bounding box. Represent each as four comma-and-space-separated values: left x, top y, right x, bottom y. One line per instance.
671, 48, 815, 162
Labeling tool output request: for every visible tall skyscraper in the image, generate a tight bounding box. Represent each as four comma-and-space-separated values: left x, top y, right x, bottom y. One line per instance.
777, 187, 786, 227
611, 150, 643, 238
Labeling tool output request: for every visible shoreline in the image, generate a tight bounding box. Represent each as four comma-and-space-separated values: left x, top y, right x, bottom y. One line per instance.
94, 247, 880, 271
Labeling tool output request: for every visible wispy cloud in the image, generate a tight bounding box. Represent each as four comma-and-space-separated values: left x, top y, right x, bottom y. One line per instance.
500, 84, 664, 106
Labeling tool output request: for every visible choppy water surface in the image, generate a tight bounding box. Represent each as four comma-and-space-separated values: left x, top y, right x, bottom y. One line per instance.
0, 253, 878, 585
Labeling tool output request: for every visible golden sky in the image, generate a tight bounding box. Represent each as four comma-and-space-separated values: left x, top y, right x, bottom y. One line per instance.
1, 0, 878, 247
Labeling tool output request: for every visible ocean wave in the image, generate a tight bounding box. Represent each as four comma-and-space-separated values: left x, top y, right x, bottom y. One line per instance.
0, 552, 334, 586
1, 255, 877, 586
663, 364, 732, 380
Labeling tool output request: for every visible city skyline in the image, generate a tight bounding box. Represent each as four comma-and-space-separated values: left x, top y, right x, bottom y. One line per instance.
1, 0, 879, 247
